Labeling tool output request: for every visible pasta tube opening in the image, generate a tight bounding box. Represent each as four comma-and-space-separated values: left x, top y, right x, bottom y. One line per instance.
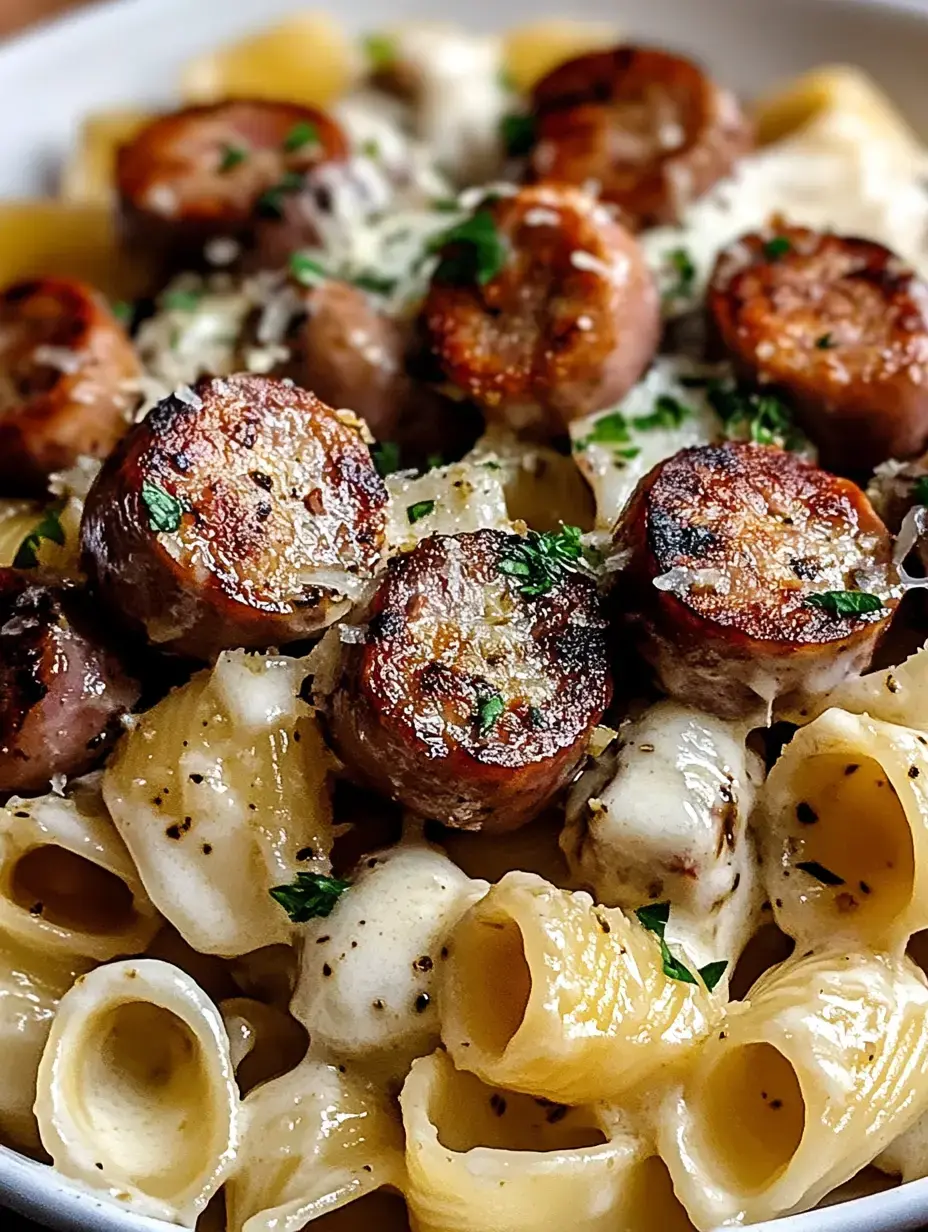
311, 1191, 410, 1231
10, 845, 135, 935
694, 1042, 806, 1191
450, 913, 532, 1058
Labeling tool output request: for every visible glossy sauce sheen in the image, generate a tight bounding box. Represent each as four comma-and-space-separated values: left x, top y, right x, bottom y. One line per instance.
327, 528, 611, 830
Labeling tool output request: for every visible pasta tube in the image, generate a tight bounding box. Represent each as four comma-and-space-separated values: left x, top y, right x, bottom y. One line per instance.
0, 776, 160, 962
104, 650, 336, 956
440, 871, 718, 1104
659, 949, 928, 1228
35, 958, 241, 1225
760, 708, 928, 951
225, 1056, 404, 1232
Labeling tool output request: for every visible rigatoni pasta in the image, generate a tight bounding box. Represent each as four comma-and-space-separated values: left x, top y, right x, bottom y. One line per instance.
440, 871, 720, 1104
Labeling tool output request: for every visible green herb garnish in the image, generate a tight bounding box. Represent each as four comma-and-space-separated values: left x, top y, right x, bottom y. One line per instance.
371, 441, 402, 477
13, 501, 66, 568
914, 476, 928, 506
708, 380, 803, 451
635, 902, 727, 990
634, 395, 693, 432
353, 271, 397, 296
429, 209, 509, 287
815, 332, 835, 350
283, 121, 319, 152
407, 499, 435, 524
141, 480, 184, 534
763, 236, 792, 260
270, 871, 350, 922
425, 453, 444, 471
500, 113, 536, 157
162, 289, 202, 313
218, 143, 247, 172
289, 252, 329, 286
363, 32, 395, 69
498, 526, 584, 597
475, 693, 505, 735
664, 247, 696, 301
256, 170, 306, 219
795, 860, 845, 887
575, 410, 633, 455
360, 138, 381, 159
805, 590, 884, 617
111, 300, 133, 326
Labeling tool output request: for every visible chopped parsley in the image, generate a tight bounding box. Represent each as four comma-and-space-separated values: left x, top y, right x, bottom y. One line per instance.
763, 235, 792, 261
371, 441, 402, 477
795, 860, 845, 887
13, 501, 66, 568
270, 871, 350, 922
498, 526, 584, 597
407, 499, 435, 524
708, 381, 803, 451
635, 902, 727, 990
256, 170, 306, 219
664, 246, 696, 301
500, 113, 536, 157
815, 332, 835, 350
283, 121, 319, 152
111, 299, 133, 326
162, 289, 202, 313
805, 590, 884, 617
353, 271, 398, 296
425, 453, 444, 471
289, 252, 329, 287
575, 410, 640, 458
218, 143, 247, 172
475, 693, 505, 735
141, 480, 184, 534
634, 395, 693, 431
429, 209, 509, 287
913, 476, 928, 506
363, 32, 395, 69
360, 137, 381, 160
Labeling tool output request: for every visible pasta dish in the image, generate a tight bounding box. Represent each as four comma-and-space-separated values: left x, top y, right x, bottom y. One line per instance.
4, 13, 928, 1230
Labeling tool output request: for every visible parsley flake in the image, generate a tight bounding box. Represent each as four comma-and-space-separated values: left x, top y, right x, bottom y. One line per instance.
475, 693, 505, 735
162, 289, 202, 313
13, 501, 66, 568
635, 395, 693, 431
575, 410, 633, 455
498, 526, 584, 597
805, 590, 883, 617
289, 252, 329, 287
635, 902, 728, 990
664, 247, 696, 301
815, 332, 835, 350
353, 271, 397, 296
218, 143, 247, 172
371, 441, 402, 477
913, 476, 928, 507
270, 871, 350, 922
796, 860, 845, 887
256, 170, 306, 219
141, 481, 184, 534
407, 499, 435, 524
111, 300, 133, 326
708, 380, 803, 451
698, 960, 729, 993
500, 113, 536, 157
283, 121, 319, 152
363, 32, 395, 69
763, 236, 792, 261
429, 209, 509, 287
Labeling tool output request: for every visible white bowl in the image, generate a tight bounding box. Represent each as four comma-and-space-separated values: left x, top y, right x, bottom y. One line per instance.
3, 0, 928, 1229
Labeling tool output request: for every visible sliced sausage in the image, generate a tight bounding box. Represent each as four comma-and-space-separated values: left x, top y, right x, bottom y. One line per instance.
0, 570, 139, 793
421, 184, 659, 434
708, 224, 928, 472
529, 45, 753, 229
613, 442, 898, 718
326, 528, 611, 830
116, 101, 348, 270
80, 373, 388, 659
0, 278, 141, 495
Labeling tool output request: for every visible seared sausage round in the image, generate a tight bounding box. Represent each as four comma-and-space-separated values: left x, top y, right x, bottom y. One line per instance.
613, 442, 898, 718
0, 570, 139, 793
421, 184, 659, 434
708, 225, 928, 473
326, 528, 611, 830
80, 373, 389, 660
0, 278, 141, 495
116, 101, 348, 269
529, 46, 753, 229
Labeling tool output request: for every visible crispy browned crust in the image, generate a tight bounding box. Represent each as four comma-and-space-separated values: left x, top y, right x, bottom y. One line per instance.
0, 569, 140, 792
116, 100, 348, 269
80, 373, 388, 659
529, 45, 753, 228
0, 278, 141, 495
708, 224, 928, 472
613, 442, 898, 717
422, 184, 659, 434
327, 529, 612, 830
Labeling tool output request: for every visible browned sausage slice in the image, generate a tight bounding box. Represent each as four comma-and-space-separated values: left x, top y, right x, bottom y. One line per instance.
80, 373, 388, 659
0, 570, 139, 793
421, 185, 659, 434
708, 224, 928, 472
116, 101, 348, 269
0, 278, 141, 495
613, 442, 898, 718
529, 46, 753, 228
325, 527, 611, 831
